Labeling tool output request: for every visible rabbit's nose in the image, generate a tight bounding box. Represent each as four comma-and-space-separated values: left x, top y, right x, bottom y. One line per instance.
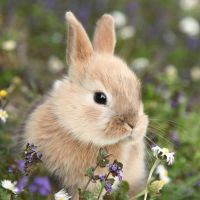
118, 115, 135, 130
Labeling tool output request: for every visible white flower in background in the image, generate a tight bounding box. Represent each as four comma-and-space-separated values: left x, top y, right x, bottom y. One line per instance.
54, 189, 71, 200
156, 165, 171, 184
151, 145, 175, 165
131, 57, 150, 71
118, 25, 135, 39
48, 56, 65, 74
1, 40, 17, 51
179, 0, 199, 11
111, 11, 127, 28
190, 66, 200, 81
0, 109, 8, 123
165, 65, 178, 77
1, 180, 18, 194
179, 17, 200, 37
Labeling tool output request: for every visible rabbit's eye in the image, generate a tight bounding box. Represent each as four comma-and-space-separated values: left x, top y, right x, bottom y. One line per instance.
94, 92, 107, 105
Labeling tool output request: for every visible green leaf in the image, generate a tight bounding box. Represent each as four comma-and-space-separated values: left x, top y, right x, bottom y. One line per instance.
85, 167, 95, 178
0, 188, 10, 200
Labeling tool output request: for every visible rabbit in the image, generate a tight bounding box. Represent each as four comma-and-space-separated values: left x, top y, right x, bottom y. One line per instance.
23, 11, 149, 199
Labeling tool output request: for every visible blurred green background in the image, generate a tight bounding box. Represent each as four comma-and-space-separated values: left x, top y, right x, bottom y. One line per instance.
0, 0, 200, 199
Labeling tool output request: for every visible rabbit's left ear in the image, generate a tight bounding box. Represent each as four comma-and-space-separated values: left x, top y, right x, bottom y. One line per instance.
65, 11, 93, 66
93, 14, 116, 54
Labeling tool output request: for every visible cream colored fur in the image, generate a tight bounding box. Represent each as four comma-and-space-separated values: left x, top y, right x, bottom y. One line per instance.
23, 11, 149, 199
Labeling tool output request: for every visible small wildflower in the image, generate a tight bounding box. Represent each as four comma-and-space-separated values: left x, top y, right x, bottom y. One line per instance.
118, 25, 135, 39
131, 57, 150, 71
0, 109, 8, 123
165, 152, 175, 165
179, 17, 200, 37
165, 65, 178, 78
16, 176, 29, 193
0, 90, 8, 98
151, 145, 162, 157
109, 161, 123, 181
1, 180, 18, 194
29, 177, 51, 196
105, 181, 112, 193
24, 143, 42, 163
111, 11, 127, 28
48, 56, 65, 74
190, 66, 200, 81
17, 159, 26, 173
54, 189, 71, 200
156, 165, 170, 184
179, 0, 199, 11
99, 175, 106, 182
151, 145, 175, 165
1, 40, 16, 51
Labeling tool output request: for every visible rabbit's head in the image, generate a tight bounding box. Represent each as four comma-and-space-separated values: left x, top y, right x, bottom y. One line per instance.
51, 12, 148, 146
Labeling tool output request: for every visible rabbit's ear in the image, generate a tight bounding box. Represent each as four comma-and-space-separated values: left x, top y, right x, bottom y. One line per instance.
93, 14, 116, 54
65, 11, 93, 66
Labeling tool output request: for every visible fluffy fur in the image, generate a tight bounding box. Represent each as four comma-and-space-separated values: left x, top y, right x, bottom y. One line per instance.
23, 11, 149, 199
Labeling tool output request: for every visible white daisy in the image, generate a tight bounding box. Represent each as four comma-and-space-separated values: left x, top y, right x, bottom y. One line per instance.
0, 109, 8, 123
54, 189, 71, 200
1, 180, 18, 194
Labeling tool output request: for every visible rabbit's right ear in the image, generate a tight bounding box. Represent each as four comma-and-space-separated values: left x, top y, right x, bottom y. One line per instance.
93, 14, 116, 54
65, 12, 93, 69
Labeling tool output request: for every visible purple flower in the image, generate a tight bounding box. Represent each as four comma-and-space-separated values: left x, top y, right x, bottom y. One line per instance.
109, 164, 118, 172
116, 170, 123, 181
105, 181, 112, 193
16, 176, 29, 193
17, 160, 26, 173
109, 162, 123, 181
24, 143, 42, 164
29, 177, 51, 196
99, 175, 106, 181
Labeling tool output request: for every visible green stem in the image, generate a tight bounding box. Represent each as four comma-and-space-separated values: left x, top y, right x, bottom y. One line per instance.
83, 164, 99, 192
144, 158, 160, 200
130, 158, 160, 200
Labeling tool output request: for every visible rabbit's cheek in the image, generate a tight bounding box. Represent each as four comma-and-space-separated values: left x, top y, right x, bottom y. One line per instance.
131, 114, 149, 141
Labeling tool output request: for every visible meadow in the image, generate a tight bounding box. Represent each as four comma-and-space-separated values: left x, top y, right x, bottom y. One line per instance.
0, 0, 200, 199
